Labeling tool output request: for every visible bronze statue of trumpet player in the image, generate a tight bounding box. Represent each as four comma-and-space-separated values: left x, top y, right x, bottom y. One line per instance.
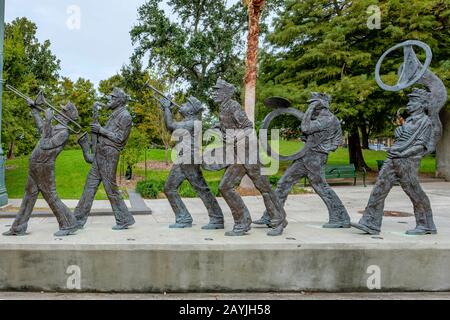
146, 82, 225, 230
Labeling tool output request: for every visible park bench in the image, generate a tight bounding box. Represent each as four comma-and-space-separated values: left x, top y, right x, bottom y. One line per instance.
304, 164, 366, 187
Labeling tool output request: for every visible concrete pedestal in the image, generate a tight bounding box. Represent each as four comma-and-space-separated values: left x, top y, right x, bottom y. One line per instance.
0, 183, 449, 292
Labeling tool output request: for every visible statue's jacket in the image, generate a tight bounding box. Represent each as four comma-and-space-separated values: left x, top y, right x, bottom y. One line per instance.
299, 110, 343, 160
30, 124, 69, 165
391, 114, 433, 159
219, 99, 254, 132
97, 106, 132, 153
218, 99, 256, 164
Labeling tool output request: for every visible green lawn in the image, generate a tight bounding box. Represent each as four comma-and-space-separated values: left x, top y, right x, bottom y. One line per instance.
6, 149, 109, 200
275, 140, 436, 174
5, 141, 436, 199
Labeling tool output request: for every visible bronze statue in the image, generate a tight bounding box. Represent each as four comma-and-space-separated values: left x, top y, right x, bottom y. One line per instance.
159, 95, 225, 229
255, 93, 351, 229
3, 91, 79, 237
212, 79, 287, 236
352, 40, 447, 235
75, 88, 135, 230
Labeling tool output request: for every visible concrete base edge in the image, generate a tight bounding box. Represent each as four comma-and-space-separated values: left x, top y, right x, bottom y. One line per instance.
0, 246, 449, 292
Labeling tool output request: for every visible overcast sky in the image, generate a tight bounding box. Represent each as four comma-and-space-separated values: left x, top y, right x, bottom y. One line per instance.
5, 0, 152, 87
5, 0, 241, 88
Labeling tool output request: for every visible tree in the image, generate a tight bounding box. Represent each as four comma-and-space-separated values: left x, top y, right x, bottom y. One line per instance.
122, 127, 148, 179
130, 0, 247, 110
258, 0, 450, 170
243, 0, 265, 124
2, 18, 60, 158
242, 0, 283, 121
53, 77, 97, 146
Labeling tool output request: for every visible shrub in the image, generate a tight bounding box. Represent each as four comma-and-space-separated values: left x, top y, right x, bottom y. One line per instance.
136, 179, 165, 199
269, 175, 280, 187
136, 179, 221, 199
178, 180, 221, 198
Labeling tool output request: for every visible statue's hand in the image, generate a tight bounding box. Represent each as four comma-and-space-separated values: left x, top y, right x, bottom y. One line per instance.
27, 99, 36, 108
44, 108, 54, 121
388, 148, 401, 158
91, 123, 102, 134
160, 97, 172, 110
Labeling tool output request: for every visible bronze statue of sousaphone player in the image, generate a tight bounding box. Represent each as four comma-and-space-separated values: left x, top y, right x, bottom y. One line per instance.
352, 40, 447, 235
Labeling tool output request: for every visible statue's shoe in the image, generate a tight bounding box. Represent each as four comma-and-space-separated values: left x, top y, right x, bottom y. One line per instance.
266, 220, 288, 237
3, 229, 27, 237
351, 222, 380, 235
225, 224, 251, 237
202, 223, 225, 230
112, 220, 136, 231
406, 227, 437, 236
225, 230, 247, 237
323, 222, 351, 229
253, 217, 271, 226
54, 227, 79, 237
169, 222, 193, 229
76, 218, 88, 229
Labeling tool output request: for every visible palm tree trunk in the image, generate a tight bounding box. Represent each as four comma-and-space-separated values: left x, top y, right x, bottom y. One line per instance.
241, 0, 265, 190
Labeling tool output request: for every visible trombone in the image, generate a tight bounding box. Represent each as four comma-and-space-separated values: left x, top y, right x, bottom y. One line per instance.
5, 84, 83, 135
144, 81, 181, 110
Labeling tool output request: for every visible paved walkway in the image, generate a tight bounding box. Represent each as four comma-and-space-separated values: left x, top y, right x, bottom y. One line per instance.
1, 188, 151, 216
1, 182, 449, 243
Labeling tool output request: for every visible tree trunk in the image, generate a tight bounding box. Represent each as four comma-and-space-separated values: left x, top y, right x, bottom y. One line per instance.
436, 108, 450, 181
164, 143, 169, 165
7, 140, 14, 159
360, 125, 369, 149
348, 129, 368, 170
241, 0, 264, 190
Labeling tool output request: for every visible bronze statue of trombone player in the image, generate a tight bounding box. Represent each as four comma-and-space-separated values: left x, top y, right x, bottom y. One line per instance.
3, 86, 80, 237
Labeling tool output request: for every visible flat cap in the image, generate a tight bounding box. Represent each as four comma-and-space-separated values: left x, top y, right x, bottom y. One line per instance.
212, 79, 237, 96
109, 87, 130, 102
308, 92, 332, 107
186, 96, 205, 114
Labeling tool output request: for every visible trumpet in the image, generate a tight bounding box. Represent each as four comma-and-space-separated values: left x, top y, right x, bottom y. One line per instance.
5, 84, 83, 134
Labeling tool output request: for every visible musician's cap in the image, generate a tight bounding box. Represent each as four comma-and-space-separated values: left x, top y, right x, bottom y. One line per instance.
109, 87, 130, 103
61, 102, 79, 121
308, 92, 332, 107
212, 79, 237, 96
186, 96, 205, 114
